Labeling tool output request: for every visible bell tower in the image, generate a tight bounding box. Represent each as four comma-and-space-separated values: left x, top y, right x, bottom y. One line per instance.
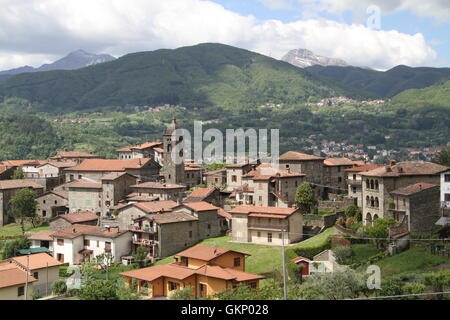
162, 117, 185, 185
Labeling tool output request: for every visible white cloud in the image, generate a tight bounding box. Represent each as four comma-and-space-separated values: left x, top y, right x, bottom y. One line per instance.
0, 0, 439, 71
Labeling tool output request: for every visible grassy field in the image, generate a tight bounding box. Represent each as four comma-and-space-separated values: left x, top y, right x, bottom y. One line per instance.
376, 247, 450, 278
156, 227, 335, 274
351, 243, 379, 264
0, 223, 50, 238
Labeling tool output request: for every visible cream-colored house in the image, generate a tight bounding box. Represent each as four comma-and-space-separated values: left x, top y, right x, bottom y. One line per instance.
0, 262, 36, 300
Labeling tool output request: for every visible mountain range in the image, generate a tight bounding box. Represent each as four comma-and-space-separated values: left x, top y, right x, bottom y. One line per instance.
282, 49, 349, 68
0, 43, 370, 113
0, 50, 116, 83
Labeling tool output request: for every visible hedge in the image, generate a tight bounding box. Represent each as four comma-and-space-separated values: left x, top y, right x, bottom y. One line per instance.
288, 236, 332, 260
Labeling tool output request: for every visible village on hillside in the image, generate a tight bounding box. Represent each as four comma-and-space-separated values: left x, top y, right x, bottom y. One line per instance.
0, 118, 449, 301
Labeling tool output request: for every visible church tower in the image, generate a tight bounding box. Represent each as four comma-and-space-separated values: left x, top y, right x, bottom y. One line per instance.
162, 117, 185, 185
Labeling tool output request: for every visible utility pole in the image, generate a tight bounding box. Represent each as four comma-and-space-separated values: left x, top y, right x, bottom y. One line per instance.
281, 229, 287, 300
24, 254, 30, 301
46, 262, 49, 297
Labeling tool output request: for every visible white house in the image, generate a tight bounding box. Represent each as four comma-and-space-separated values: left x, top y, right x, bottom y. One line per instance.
50, 224, 132, 265
441, 169, 450, 209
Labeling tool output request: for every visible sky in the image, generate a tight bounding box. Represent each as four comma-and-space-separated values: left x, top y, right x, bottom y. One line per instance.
0, 0, 449, 71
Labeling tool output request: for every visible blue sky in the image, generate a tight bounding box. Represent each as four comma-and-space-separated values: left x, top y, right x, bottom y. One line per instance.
0, 0, 449, 70
214, 0, 450, 67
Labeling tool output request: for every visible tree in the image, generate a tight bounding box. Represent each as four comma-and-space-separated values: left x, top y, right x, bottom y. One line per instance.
78, 280, 119, 300
93, 253, 115, 280
169, 286, 195, 300
9, 188, 38, 233
306, 269, 366, 300
133, 246, 150, 268
432, 147, 450, 166
363, 218, 397, 250
12, 166, 24, 179
0, 236, 30, 259
332, 246, 353, 265
345, 204, 362, 221
424, 271, 450, 300
295, 182, 317, 213
51, 280, 68, 296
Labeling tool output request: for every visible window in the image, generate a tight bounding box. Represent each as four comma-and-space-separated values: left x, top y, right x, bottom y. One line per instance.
57, 254, 64, 262
105, 242, 112, 253
445, 194, 450, 201
18, 286, 25, 297
78, 175, 82, 179
445, 174, 450, 182
84, 239, 90, 247
267, 233, 273, 243
257, 232, 261, 237
249, 282, 257, 289
43, 200, 46, 204
42, 210, 47, 217
353, 174, 357, 180
207, 224, 211, 230
33, 272, 39, 280
279, 233, 283, 239
233, 257, 241, 267
97, 241, 100, 247
70, 174, 74, 181
232, 175, 237, 182
57, 239, 64, 246
189, 231, 193, 238
169, 281, 179, 291
338, 177, 342, 183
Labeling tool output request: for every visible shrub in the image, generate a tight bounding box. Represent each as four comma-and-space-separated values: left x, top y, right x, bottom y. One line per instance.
345, 217, 359, 230
345, 204, 362, 221
169, 286, 195, 300
332, 246, 353, 265
336, 217, 346, 226
51, 280, 67, 295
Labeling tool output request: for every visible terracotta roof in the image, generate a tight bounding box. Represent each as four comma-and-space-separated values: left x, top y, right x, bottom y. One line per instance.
185, 188, 215, 201
120, 264, 196, 282
229, 205, 299, 217
243, 164, 305, 180
68, 180, 102, 189
278, 151, 324, 161
154, 147, 164, 153
0, 160, 41, 167
362, 161, 448, 177
324, 158, 356, 167
0, 264, 36, 288
182, 202, 219, 212
345, 164, 383, 173
66, 158, 154, 172
248, 213, 288, 219
56, 212, 99, 224
217, 208, 232, 220
124, 193, 159, 202
37, 161, 77, 169
176, 244, 249, 261
49, 190, 69, 200
11, 253, 63, 270
390, 182, 439, 196
185, 166, 202, 172
51, 224, 129, 239
138, 211, 198, 224
28, 230, 54, 241
292, 257, 312, 264
131, 201, 179, 214
0, 179, 44, 190
51, 151, 98, 159
101, 172, 135, 181
117, 142, 162, 152
131, 182, 186, 190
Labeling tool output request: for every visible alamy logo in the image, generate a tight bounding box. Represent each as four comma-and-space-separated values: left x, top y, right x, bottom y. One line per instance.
170, 121, 280, 165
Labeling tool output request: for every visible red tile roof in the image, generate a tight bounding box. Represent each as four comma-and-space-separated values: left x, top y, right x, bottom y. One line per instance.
56, 212, 99, 224
345, 164, 384, 173
278, 151, 324, 161
11, 253, 63, 270
51, 224, 128, 239
176, 244, 249, 261
229, 205, 299, 217
182, 202, 219, 212
0, 264, 37, 288
362, 161, 448, 177
51, 151, 98, 159
390, 182, 439, 196
243, 164, 305, 180
131, 182, 186, 190
28, 230, 54, 241
324, 158, 356, 167
67, 180, 102, 189
66, 158, 154, 172
131, 201, 179, 214
0, 179, 44, 190
186, 188, 215, 201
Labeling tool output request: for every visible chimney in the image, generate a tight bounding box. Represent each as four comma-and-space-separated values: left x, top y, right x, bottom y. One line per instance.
72, 228, 76, 233
389, 160, 397, 167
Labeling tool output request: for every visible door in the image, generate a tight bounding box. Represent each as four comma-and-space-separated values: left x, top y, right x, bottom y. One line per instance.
199, 283, 207, 298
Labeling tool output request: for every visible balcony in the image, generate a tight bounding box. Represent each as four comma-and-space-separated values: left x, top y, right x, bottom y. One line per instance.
133, 239, 159, 247
129, 225, 158, 234
348, 179, 362, 186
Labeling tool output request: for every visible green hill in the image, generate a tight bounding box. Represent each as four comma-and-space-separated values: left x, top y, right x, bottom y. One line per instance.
0, 43, 370, 113
390, 79, 450, 109
306, 64, 450, 98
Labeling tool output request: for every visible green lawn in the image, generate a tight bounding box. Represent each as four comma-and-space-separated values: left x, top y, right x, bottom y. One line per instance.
351, 243, 379, 264
376, 247, 450, 278
156, 227, 335, 275
0, 223, 50, 238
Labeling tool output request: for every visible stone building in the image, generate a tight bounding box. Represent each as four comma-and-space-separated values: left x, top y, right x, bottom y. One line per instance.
323, 158, 357, 193
36, 189, 69, 219
440, 169, 450, 213
0, 180, 44, 226
65, 158, 160, 183
203, 168, 227, 188
184, 166, 203, 188
240, 164, 305, 208
278, 151, 325, 185
361, 161, 448, 225
116, 141, 163, 160
388, 182, 440, 234
130, 181, 187, 202
346, 164, 384, 208
49, 211, 99, 231
185, 187, 231, 208
230, 205, 304, 245
225, 162, 259, 191
161, 118, 185, 185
